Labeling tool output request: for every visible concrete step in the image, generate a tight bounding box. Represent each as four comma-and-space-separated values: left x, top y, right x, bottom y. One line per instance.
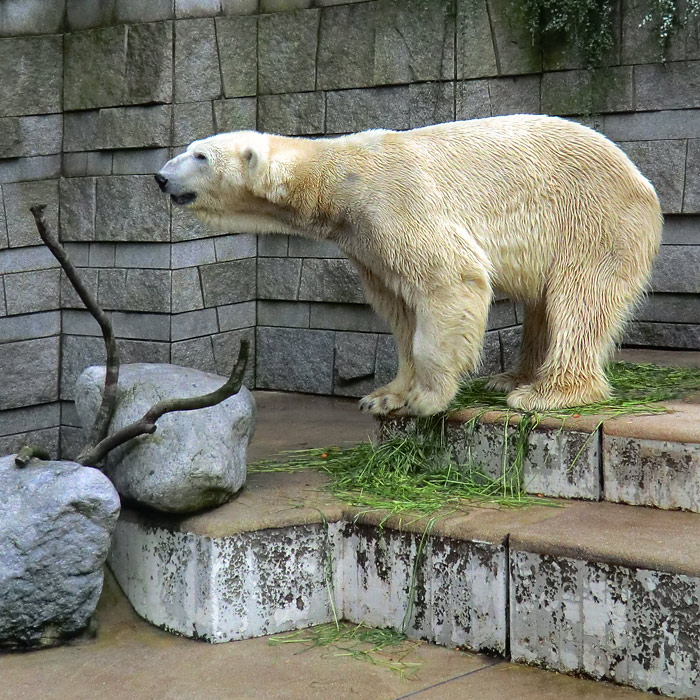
378, 398, 700, 512
109, 471, 700, 699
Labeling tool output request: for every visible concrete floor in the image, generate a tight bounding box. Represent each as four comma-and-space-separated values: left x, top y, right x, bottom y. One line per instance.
0, 391, 655, 700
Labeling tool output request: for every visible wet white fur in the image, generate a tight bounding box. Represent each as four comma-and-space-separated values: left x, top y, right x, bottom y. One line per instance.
161, 116, 662, 415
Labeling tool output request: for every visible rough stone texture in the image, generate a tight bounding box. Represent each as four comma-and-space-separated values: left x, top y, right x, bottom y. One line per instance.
4, 269, 60, 315
456, 0, 497, 79
684, 139, 700, 214
635, 61, 700, 112
64, 105, 171, 152
257, 257, 302, 300
95, 175, 170, 242
373, 0, 455, 85
0, 336, 59, 411
257, 9, 319, 95
174, 102, 215, 147
213, 97, 257, 132
651, 246, 700, 293
0, 455, 120, 649
4, 180, 59, 248
200, 258, 257, 306
0, 115, 63, 159
298, 259, 365, 304
619, 140, 687, 214
409, 82, 455, 128
256, 327, 335, 393
510, 550, 700, 698
326, 87, 410, 133
338, 522, 507, 654
317, 2, 376, 90
258, 300, 310, 328
489, 75, 541, 115
0, 0, 65, 36
333, 331, 377, 397
174, 18, 222, 102
216, 16, 257, 98
109, 520, 337, 642
455, 80, 491, 120
0, 35, 62, 117
75, 363, 256, 513
258, 92, 325, 135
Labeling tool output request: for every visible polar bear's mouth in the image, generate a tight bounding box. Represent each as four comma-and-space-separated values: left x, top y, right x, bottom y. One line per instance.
171, 192, 197, 205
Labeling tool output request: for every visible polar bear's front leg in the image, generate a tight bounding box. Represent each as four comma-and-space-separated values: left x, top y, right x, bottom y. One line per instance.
356, 265, 417, 415
402, 279, 491, 416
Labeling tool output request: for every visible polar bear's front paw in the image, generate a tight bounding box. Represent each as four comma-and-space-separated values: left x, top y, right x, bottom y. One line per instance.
506, 380, 610, 412
359, 389, 409, 415
484, 371, 525, 394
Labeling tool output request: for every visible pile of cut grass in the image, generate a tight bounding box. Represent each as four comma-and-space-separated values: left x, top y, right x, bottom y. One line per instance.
250, 362, 700, 518
269, 622, 421, 677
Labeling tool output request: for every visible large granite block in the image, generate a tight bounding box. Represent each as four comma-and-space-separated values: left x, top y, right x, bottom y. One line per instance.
619, 140, 687, 215
112, 148, 170, 176
176, 0, 222, 18
171, 336, 217, 374
0, 246, 59, 275
174, 102, 215, 147
298, 259, 365, 304
214, 233, 257, 261
326, 87, 410, 133
257, 9, 320, 94
213, 98, 257, 132
684, 140, 700, 214
310, 303, 388, 333
0, 336, 59, 411
172, 267, 205, 314
0, 115, 63, 159
542, 67, 633, 116
603, 403, 700, 512
635, 61, 700, 111
95, 175, 170, 242
0, 0, 65, 36
0, 156, 60, 185
64, 106, 171, 152
216, 16, 257, 98
0, 311, 60, 344
317, 2, 376, 90
217, 301, 256, 331
455, 79, 491, 120
333, 331, 377, 397
486, 0, 541, 75
64, 26, 127, 110
257, 300, 310, 328
635, 293, 700, 323
650, 246, 700, 293
510, 550, 700, 698
97, 268, 171, 313
174, 18, 222, 102
4, 269, 60, 315
0, 35, 62, 117
256, 326, 334, 393
171, 238, 217, 268
374, 0, 455, 85
200, 258, 257, 306
409, 82, 455, 129
257, 257, 302, 300
212, 328, 255, 386
624, 320, 700, 349
456, 0, 497, 79
258, 92, 325, 135
171, 308, 219, 341
489, 75, 541, 116
125, 21, 173, 105
3, 180, 59, 248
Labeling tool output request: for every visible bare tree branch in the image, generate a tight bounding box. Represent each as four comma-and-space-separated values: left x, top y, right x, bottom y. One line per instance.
76, 340, 249, 468
29, 205, 120, 460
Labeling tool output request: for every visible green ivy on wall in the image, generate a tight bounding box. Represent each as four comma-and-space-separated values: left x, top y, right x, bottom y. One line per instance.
519, 0, 700, 66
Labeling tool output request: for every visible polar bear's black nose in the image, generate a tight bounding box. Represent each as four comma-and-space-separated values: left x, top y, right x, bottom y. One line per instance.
154, 173, 168, 192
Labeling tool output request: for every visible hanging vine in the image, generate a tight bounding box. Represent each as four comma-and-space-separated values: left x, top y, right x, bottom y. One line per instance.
518, 0, 700, 66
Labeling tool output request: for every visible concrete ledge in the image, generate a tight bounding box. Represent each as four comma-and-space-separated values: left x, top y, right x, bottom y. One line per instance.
109, 471, 700, 697
379, 400, 700, 512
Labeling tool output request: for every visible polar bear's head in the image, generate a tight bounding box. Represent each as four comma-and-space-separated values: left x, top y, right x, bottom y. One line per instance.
155, 131, 303, 232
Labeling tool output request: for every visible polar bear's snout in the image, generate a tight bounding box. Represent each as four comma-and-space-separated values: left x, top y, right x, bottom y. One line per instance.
155, 152, 200, 206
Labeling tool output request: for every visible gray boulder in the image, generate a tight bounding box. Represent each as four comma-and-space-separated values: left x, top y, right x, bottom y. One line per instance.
0, 456, 120, 649
75, 363, 255, 513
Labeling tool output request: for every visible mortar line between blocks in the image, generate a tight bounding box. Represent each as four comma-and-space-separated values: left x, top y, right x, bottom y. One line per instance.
504, 533, 511, 660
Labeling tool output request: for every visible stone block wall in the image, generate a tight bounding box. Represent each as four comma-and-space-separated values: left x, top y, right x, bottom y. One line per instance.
1, 0, 700, 456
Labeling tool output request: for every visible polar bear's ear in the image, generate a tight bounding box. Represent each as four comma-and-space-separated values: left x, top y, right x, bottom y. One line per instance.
242, 147, 257, 169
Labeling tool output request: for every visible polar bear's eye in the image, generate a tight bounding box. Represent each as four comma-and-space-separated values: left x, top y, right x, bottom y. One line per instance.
194, 152, 207, 161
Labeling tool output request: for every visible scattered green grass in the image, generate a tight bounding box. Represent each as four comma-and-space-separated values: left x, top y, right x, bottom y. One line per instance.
250, 362, 700, 519
269, 622, 421, 678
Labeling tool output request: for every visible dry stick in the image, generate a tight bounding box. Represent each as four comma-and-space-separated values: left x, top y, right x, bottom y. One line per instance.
77, 340, 249, 467
29, 204, 120, 462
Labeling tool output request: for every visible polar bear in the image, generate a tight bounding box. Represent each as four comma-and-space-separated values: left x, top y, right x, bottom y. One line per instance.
155, 115, 662, 416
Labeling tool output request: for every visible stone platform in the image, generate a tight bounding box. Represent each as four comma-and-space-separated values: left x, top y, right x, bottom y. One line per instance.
379, 398, 700, 512
107, 390, 700, 699
110, 471, 700, 698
